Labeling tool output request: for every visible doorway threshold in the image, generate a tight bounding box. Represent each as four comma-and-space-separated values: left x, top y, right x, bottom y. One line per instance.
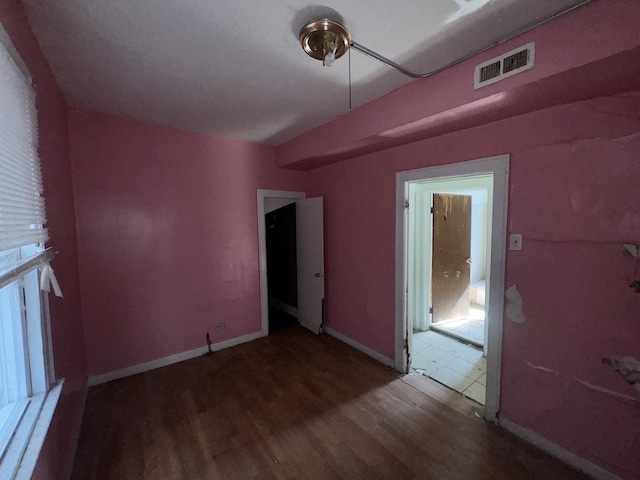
430, 304, 485, 347
431, 324, 483, 349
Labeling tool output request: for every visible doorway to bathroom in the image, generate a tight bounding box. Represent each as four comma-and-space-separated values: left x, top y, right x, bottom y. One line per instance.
410, 176, 491, 405
395, 155, 509, 420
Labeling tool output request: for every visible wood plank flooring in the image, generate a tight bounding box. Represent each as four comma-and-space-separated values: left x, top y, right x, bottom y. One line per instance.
71, 327, 587, 479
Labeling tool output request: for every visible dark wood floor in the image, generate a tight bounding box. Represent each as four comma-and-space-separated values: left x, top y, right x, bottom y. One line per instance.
72, 327, 587, 479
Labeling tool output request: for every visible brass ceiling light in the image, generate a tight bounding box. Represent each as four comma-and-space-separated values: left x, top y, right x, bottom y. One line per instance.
298, 17, 431, 77
299, 19, 351, 67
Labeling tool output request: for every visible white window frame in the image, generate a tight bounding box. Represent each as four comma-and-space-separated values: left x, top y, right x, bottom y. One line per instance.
0, 21, 63, 480
0, 250, 62, 480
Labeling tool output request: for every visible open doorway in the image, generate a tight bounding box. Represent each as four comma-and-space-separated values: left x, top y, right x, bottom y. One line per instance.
414, 182, 491, 346
257, 190, 325, 337
409, 177, 491, 405
258, 189, 305, 336
396, 155, 509, 421
265, 201, 299, 333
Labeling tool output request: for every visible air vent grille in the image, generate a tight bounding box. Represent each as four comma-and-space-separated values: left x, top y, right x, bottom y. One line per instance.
474, 42, 535, 89
503, 49, 529, 74
479, 61, 501, 83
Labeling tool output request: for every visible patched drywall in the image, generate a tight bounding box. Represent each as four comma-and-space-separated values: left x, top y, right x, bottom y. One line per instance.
527, 362, 558, 375
604, 356, 640, 394
505, 285, 526, 323
576, 378, 637, 401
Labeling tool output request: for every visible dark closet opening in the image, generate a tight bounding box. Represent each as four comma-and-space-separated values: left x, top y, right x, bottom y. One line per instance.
265, 202, 299, 332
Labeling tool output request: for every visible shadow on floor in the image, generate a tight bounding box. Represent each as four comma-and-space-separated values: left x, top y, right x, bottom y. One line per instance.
268, 305, 299, 333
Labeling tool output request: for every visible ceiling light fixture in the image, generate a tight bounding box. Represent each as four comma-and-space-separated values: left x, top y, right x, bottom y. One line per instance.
299, 19, 351, 67
298, 17, 436, 78
299, 0, 594, 79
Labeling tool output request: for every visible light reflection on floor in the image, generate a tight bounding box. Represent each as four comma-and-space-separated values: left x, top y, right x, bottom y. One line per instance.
431, 305, 485, 346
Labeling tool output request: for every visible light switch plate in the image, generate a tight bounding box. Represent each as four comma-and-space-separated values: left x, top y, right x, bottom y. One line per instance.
510, 234, 523, 251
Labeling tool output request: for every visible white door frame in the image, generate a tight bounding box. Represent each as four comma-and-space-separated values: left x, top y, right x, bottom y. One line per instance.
395, 155, 509, 421
257, 189, 305, 337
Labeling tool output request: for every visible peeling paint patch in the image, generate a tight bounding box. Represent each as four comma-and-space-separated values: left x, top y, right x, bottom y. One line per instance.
527, 362, 559, 375
603, 356, 640, 394
505, 285, 525, 323
612, 132, 640, 143
575, 378, 637, 401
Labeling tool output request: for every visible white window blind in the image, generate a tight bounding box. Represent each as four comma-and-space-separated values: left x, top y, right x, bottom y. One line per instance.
0, 46, 47, 252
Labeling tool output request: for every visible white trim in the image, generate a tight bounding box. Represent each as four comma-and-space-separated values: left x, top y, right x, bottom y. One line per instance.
395, 176, 409, 373
500, 417, 621, 480
0, 21, 32, 84
0, 380, 63, 480
0, 249, 55, 290
88, 331, 262, 386
324, 327, 395, 368
395, 154, 509, 422
257, 189, 305, 337
15, 381, 63, 480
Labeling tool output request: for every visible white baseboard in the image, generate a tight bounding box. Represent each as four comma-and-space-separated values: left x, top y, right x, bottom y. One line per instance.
268, 297, 298, 318
88, 331, 263, 386
499, 417, 621, 480
323, 326, 394, 368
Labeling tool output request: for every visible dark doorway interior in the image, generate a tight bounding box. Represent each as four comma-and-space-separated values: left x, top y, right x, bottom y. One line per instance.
265, 202, 299, 333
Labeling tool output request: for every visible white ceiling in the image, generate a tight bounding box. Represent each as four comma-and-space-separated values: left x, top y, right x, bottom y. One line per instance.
23, 0, 589, 145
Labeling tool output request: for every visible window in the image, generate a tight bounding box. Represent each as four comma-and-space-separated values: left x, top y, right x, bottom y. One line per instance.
0, 24, 62, 479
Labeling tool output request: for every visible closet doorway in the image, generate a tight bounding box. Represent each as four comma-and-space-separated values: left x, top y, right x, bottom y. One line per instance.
257, 190, 325, 337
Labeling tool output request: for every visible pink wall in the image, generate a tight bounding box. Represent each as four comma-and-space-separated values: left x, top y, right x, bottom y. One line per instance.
306, 92, 640, 478
68, 111, 307, 376
0, 2, 87, 479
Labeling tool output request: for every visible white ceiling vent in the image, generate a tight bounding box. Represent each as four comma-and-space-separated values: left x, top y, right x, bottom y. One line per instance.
474, 42, 535, 89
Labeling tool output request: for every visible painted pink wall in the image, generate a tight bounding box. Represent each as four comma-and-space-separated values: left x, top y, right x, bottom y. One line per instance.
68, 111, 307, 376
278, 0, 640, 170
306, 92, 640, 478
0, 2, 87, 479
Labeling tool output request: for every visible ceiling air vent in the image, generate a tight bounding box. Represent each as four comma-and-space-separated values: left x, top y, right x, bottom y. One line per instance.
474, 42, 535, 89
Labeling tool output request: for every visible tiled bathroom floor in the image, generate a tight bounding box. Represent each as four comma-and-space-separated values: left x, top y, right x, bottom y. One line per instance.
411, 330, 486, 405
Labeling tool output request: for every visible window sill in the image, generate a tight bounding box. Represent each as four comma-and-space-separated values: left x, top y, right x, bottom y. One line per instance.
0, 379, 64, 480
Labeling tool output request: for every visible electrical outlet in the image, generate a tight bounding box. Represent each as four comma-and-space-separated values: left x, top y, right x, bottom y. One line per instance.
214, 321, 225, 331
509, 234, 523, 251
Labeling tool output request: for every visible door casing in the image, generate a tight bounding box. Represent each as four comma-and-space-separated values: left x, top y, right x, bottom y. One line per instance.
395, 155, 509, 422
